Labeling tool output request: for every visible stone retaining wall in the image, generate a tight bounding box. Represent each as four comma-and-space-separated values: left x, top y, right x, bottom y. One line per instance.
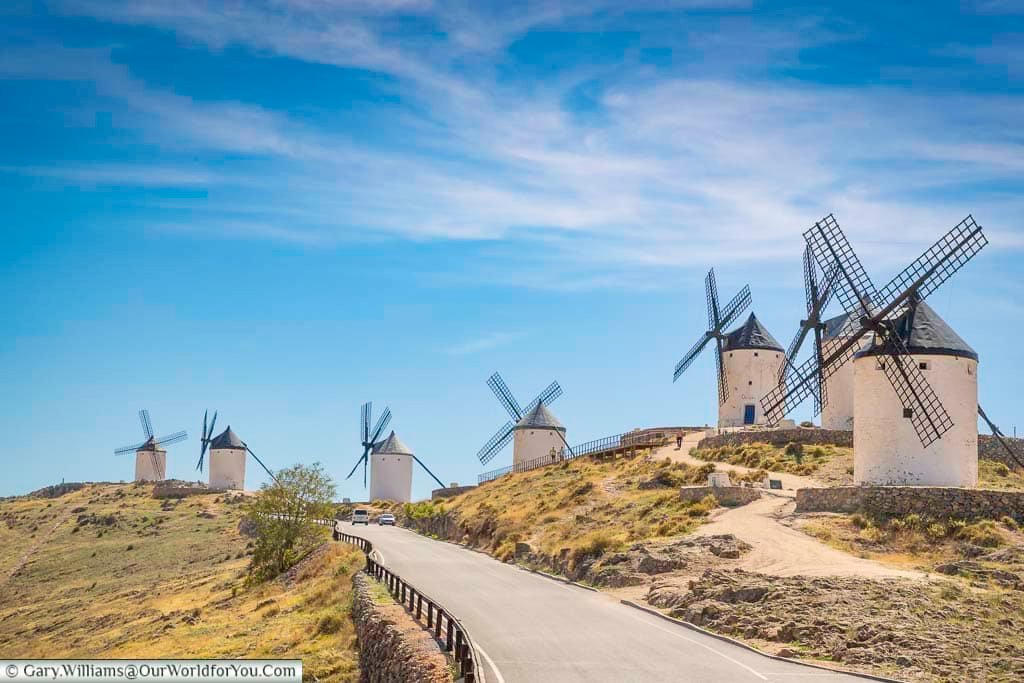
350, 572, 452, 683
697, 428, 853, 450
795, 486, 1024, 522
680, 486, 762, 507
696, 430, 1024, 470
978, 434, 1024, 468
151, 485, 213, 499
431, 485, 476, 500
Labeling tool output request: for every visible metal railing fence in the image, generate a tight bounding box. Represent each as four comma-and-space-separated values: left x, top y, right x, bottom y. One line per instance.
477, 430, 669, 484
330, 525, 480, 683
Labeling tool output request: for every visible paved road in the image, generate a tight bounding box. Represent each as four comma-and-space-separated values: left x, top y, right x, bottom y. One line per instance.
343, 524, 878, 683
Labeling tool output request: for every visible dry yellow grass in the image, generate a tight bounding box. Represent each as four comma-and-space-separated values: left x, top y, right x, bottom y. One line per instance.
690, 441, 851, 477
0, 483, 362, 682
978, 459, 1024, 490
430, 453, 717, 562
799, 512, 1023, 570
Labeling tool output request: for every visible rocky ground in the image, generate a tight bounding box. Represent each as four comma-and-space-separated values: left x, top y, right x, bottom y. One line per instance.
647, 566, 1024, 682
518, 533, 751, 587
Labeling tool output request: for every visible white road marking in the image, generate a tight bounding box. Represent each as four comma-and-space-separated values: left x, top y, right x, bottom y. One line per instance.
473, 642, 507, 683
621, 609, 768, 680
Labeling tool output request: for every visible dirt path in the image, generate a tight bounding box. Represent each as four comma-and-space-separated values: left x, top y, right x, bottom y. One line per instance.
694, 494, 923, 579
656, 432, 823, 493
659, 432, 923, 579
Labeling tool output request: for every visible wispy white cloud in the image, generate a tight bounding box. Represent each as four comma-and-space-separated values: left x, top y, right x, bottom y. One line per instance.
443, 332, 524, 356
4, 1, 1023, 290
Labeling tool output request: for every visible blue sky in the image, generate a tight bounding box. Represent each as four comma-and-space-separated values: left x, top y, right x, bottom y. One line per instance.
1, 1, 1022, 499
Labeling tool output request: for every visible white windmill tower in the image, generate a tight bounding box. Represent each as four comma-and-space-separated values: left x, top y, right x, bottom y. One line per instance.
346, 402, 446, 502
772, 247, 860, 431
853, 300, 979, 485
114, 409, 187, 482
762, 214, 998, 487
819, 312, 858, 430
718, 313, 785, 427
196, 410, 277, 490
477, 372, 573, 469
673, 270, 783, 427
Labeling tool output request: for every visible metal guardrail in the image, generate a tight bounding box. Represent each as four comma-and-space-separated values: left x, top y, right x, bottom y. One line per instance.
328, 523, 480, 683
477, 431, 668, 484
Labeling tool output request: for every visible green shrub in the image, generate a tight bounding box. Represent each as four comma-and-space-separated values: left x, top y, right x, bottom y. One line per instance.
316, 613, 344, 635
403, 501, 446, 520
956, 520, 1006, 548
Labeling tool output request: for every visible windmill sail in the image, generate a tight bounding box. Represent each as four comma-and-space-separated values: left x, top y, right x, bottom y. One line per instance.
672, 268, 751, 407
762, 214, 987, 447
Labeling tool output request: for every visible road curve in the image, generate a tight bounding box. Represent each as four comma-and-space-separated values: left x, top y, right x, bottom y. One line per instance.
342, 524, 877, 683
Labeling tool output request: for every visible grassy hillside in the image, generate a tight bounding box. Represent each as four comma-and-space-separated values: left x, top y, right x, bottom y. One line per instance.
0, 483, 361, 681
409, 454, 718, 568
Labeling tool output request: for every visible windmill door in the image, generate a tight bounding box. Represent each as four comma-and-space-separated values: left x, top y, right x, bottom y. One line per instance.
743, 405, 756, 425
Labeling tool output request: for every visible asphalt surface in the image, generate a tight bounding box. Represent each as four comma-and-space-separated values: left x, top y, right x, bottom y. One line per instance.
342, 523, 879, 683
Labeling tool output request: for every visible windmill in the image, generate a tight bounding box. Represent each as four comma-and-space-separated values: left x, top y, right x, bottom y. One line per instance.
346, 402, 392, 488
114, 409, 187, 482
761, 214, 988, 486
775, 247, 839, 416
477, 372, 573, 468
672, 269, 752, 406
369, 430, 447, 502
195, 409, 277, 488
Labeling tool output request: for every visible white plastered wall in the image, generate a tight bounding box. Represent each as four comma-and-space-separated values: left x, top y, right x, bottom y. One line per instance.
513, 427, 566, 466
822, 357, 855, 430
718, 348, 785, 428
370, 453, 414, 503
209, 448, 247, 490
853, 354, 978, 487
134, 448, 166, 482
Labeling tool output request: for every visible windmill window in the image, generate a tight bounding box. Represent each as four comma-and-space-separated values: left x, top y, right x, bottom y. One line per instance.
903, 408, 913, 419
748, 381, 753, 386
919, 361, 929, 370
967, 365, 975, 376
754, 352, 759, 357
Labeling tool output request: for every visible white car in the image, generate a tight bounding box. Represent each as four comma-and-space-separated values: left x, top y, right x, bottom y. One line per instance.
377, 513, 396, 526
351, 509, 370, 526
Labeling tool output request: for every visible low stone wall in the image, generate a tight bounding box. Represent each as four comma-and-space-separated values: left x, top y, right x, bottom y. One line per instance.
350, 572, 452, 683
431, 485, 476, 500
795, 486, 1024, 522
978, 434, 1024, 469
680, 486, 762, 507
697, 428, 853, 450
151, 485, 213, 499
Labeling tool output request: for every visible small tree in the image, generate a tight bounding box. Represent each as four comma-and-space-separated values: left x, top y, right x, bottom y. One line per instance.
242, 463, 337, 582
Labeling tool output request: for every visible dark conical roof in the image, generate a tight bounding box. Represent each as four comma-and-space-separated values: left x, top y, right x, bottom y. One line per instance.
823, 312, 856, 340
210, 426, 245, 450
137, 436, 165, 451
373, 431, 413, 455
855, 301, 977, 361
722, 313, 783, 352
515, 402, 566, 431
